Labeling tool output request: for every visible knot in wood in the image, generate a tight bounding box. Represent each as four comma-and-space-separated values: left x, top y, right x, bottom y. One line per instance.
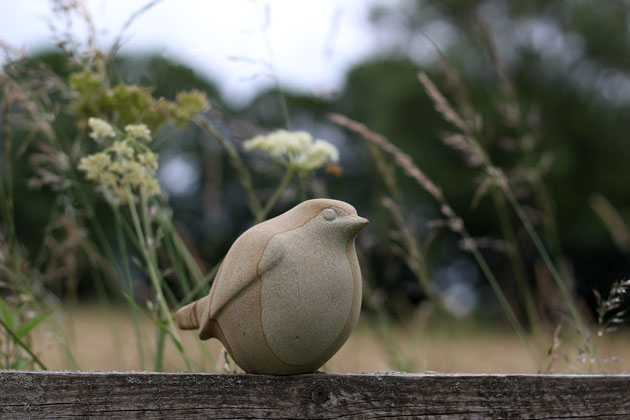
310, 385, 329, 404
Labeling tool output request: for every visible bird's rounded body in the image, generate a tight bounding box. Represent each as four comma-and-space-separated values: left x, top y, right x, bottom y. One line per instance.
176, 199, 367, 374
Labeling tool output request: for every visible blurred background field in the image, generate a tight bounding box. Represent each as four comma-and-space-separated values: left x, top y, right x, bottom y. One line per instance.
2, 0, 630, 373
31, 306, 630, 373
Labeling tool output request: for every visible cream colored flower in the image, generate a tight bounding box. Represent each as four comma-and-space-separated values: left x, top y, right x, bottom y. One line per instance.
108, 160, 124, 174
100, 171, 118, 188
88, 117, 116, 140
125, 124, 152, 141
111, 141, 134, 158
113, 186, 134, 205
78, 152, 111, 180
295, 140, 340, 171
143, 178, 161, 195
138, 152, 158, 171
243, 130, 339, 171
79, 140, 161, 205
120, 161, 145, 188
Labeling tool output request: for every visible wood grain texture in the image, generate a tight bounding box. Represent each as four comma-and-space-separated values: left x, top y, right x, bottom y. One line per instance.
1, 370, 629, 419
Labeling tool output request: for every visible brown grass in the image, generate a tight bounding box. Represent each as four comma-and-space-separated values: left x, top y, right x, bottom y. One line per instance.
31, 306, 630, 374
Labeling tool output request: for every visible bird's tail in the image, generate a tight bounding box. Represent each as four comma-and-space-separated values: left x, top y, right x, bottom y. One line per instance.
176, 297, 208, 330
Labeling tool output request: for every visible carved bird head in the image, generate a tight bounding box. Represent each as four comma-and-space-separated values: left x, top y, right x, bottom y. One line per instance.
312, 204, 368, 239
283, 199, 368, 244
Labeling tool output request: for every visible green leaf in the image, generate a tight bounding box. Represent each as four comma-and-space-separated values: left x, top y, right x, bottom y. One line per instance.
16, 312, 51, 339
0, 297, 15, 328
0, 316, 48, 370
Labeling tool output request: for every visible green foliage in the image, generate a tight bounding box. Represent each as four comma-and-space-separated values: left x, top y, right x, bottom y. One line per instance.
2, 36, 210, 371
68, 69, 105, 117
69, 69, 208, 133
173, 90, 211, 125
0, 298, 50, 369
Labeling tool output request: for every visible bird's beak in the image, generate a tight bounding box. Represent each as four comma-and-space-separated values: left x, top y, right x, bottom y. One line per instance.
347, 215, 369, 235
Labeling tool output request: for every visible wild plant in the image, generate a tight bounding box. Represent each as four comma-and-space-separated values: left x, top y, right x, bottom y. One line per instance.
330, 113, 541, 369
1, 0, 343, 372
0, 1, 214, 370
414, 31, 596, 367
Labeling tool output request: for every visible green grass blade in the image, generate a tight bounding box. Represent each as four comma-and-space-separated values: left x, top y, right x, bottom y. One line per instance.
0, 298, 15, 328
0, 316, 48, 370
16, 312, 51, 339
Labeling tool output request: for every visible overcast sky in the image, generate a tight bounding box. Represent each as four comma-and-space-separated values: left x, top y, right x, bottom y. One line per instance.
1, 0, 398, 106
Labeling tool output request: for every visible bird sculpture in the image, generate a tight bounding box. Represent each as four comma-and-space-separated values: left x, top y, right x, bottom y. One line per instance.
176, 199, 368, 374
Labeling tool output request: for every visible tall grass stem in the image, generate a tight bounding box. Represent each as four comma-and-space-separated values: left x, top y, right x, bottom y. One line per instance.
0, 317, 48, 370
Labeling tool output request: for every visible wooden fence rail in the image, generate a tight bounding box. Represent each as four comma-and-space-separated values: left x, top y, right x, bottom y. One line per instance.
1, 370, 629, 419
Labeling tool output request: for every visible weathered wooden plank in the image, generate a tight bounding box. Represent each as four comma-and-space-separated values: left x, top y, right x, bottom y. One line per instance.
1, 370, 629, 419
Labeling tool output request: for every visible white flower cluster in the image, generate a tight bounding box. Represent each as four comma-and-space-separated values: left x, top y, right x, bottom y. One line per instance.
243, 130, 339, 171
88, 117, 116, 140
79, 144, 160, 205
80, 118, 160, 205
124, 124, 152, 141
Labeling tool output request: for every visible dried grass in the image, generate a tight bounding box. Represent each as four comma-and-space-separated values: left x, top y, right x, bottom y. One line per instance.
31, 306, 630, 374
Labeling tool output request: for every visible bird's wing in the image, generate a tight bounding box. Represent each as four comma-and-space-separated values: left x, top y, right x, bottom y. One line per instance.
207, 223, 284, 321
257, 234, 286, 276
204, 200, 326, 325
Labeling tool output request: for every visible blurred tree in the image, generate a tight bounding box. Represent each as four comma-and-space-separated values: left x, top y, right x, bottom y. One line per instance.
346, 0, 630, 317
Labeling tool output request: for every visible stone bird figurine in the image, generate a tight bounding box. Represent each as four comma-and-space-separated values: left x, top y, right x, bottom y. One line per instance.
176, 199, 368, 374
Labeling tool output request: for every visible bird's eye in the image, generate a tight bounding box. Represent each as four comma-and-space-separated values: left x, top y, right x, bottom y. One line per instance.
322, 208, 336, 221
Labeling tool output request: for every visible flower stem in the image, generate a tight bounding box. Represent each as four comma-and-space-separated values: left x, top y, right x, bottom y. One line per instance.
258, 166, 294, 222
127, 191, 190, 370
296, 173, 307, 202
